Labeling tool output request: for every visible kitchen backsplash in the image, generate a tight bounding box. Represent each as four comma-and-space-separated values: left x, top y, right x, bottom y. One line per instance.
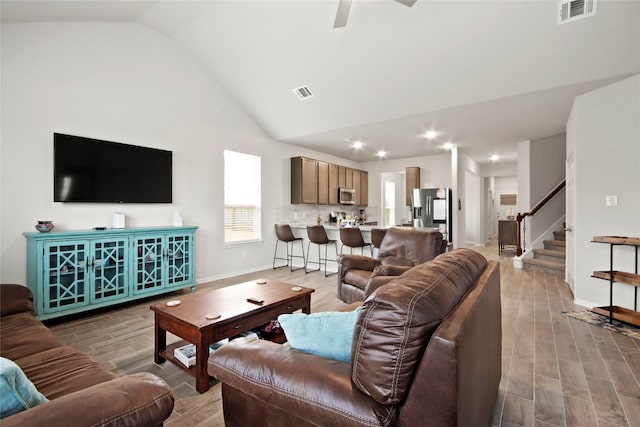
277, 204, 378, 225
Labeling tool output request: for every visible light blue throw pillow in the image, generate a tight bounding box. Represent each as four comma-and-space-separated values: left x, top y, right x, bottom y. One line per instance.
278, 308, 361, 363
0, 357, 48, 419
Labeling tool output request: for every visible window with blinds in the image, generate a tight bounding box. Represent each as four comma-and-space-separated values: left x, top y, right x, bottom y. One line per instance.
224, 150, 261, 243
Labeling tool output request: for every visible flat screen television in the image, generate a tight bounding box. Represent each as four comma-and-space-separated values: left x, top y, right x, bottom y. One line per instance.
54, 133, 172, 203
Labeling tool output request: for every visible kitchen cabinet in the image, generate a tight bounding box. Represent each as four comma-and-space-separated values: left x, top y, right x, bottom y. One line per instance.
360, 171, 369, 206
406, 167, 421, 206
24, 226, 198, 320
345, 168, 353, 188
353, 170, 361, 205
590, 235, 640, 326
317, 161, 329, 205
329, 163, 339, 205
338, 166, 346, 188
291, 157, 368, 206
291, 157, 318, 204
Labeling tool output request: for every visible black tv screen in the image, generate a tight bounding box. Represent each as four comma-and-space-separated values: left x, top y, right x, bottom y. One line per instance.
54, 133, 172, 203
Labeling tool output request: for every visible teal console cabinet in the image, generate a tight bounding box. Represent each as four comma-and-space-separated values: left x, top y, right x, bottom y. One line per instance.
24, 226, 198, 320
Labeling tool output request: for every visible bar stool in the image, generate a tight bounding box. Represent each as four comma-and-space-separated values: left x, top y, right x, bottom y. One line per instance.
339, 227, 373, 256
273, 224, 305, 271
305, 225, 338, 276
371, 228, 388, 257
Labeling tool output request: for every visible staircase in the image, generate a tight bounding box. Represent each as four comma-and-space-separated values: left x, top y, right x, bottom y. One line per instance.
522, 229, 566, 275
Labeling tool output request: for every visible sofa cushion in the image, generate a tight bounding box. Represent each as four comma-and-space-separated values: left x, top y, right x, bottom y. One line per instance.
0, 357, 48, 418
0, 312, 65, 361
351, 248, 488, 405
278, 309, 361, 363
13, 346, 116, 400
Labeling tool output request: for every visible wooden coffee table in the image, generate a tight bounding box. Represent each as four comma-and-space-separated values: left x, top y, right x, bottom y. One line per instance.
150, 279, 314, 393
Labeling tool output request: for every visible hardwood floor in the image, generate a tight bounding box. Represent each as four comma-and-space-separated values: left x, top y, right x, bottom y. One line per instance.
46, 239, 640, 426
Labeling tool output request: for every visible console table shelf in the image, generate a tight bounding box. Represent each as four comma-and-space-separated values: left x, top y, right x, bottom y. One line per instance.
591, 235, 639, 327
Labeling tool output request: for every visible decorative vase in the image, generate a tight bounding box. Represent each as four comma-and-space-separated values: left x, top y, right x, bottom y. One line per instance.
35, 221, 54, 233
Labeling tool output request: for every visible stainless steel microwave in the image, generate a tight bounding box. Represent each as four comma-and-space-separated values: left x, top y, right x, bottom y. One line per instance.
339, 187, 355, 205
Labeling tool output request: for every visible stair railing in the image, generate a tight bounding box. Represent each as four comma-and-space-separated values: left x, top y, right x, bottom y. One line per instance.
516, 179, 566, 256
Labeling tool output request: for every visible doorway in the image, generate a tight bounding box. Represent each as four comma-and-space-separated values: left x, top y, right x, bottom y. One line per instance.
380, 172, 405, 227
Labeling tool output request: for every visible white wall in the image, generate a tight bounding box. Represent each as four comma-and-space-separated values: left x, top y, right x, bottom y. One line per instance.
568, 74, 640, 308
361, 152, 452, 226
0, 22, 354, 284
529, 134, 566, 239
494, 175, 518, 223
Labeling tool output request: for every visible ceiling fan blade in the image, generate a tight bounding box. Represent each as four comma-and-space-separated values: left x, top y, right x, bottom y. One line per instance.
395, 0, 417, 7
334, 0, 352, 28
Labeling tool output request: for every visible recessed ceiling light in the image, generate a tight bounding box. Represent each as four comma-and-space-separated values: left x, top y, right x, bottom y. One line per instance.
352, 140, 363, 149
490, 154, 500, 161
443, 142, 454, 150
377, 150, 387, 158
424, 130, 437, 139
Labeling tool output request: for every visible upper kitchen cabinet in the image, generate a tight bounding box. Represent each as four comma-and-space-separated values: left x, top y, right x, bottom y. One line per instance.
317, 161, 329, 205
291, 157, 368, 206
291, 157, 318, 204
406, 167, 420, 206
328, 163, 339, 205
345, 167, 353, 188
360, 170, 369, 206
338, 166, 346, 188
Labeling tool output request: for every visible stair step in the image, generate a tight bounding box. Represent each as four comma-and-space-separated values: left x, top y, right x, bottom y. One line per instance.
533, 249, 566, 262
523, 257, 565, 276
543, 239, 566, 252
553, 230, 566, 242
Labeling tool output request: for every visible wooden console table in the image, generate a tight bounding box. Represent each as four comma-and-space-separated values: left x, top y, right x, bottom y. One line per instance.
498, 220, 517, 255
590, 236, 640, 326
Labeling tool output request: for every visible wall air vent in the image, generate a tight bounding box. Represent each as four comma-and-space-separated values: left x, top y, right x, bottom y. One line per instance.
293, 85, 314, 100
558, 0, 597, 24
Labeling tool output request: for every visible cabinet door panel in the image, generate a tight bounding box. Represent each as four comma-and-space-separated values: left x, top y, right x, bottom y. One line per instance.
329, 163, 339, 205
353, 170, 361, 205
317, 161, 329, 205
301, 158, 318, 204
361, 171, 369, 206
91, 238, 129, 303
345, 168, 353, 188
166, 233, 194, 288
133, 236, 164, 294
43, 241, 90, 313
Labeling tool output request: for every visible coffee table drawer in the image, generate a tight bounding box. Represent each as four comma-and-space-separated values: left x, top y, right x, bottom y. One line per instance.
215, 300, 307, 338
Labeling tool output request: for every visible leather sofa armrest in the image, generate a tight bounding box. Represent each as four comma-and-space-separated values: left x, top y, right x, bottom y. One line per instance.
338, 254, 379, 272
361, 265, 412, 299
209, 338, 390, 426
337, 255, 380, 295
1, 373, 174, 427
372, 264, 412, 277
0, 284, 34, 317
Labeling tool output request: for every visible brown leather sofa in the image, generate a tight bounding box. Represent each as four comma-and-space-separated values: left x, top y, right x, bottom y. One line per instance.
208, 248, 501, 427
0, 284, 175, 427
338, 227, 447, 303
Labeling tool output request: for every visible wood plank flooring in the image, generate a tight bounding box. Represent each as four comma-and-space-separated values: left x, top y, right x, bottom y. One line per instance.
46, 239, 640, 426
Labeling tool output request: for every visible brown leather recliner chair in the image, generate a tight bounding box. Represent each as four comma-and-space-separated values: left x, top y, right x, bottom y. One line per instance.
208, 249, 502, 427
338, 227, 448, 303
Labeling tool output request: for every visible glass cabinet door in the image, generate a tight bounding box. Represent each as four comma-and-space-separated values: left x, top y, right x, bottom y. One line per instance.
91, 238, 129, 303
43, 241, 90, 313
133, 236, 164, 294
166, 233, 194, 288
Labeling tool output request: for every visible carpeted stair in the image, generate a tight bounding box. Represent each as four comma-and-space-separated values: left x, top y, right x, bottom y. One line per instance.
523, 229, 566, 275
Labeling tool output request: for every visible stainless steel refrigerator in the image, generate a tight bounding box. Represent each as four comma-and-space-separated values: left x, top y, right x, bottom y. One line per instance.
411, 188, 452, 242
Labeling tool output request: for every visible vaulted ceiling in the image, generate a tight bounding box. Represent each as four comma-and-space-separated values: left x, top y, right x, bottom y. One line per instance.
2, 0, 639, 164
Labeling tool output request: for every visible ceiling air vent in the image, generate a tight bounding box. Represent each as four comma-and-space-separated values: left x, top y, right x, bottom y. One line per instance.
293, 85, 314, 100
558, 0, 597, 24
